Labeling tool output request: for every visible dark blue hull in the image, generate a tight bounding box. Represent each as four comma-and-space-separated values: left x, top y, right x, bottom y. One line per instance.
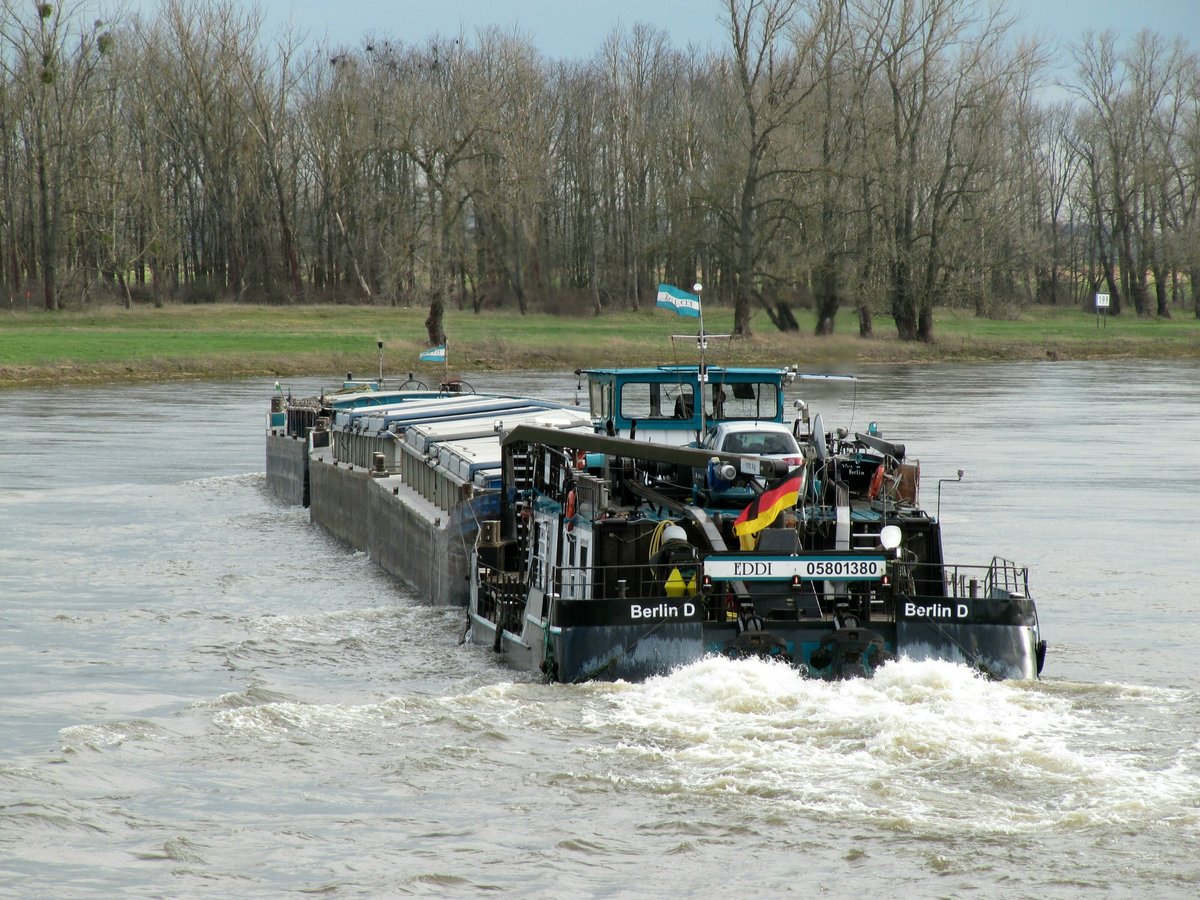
535, 617, 1042, 683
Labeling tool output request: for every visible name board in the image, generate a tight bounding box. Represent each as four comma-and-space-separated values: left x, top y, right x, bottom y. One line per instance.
703, 554, 886, 582
896, 597, 1037, 627
898, 600, 971, 621
629, 600, 698, 621
552, 596, 702, 627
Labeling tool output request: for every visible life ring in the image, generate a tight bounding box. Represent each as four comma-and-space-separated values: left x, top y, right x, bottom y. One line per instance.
868, 464, 885, 500
565, 488, 577, 519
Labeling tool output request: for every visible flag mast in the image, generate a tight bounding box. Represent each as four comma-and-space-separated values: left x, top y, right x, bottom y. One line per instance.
694, 282, 707, 436
655, 281, 713, 437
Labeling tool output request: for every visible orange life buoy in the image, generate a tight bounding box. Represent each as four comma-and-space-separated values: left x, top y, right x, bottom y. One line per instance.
868, 464, 885, 500
565, 488, 577, 518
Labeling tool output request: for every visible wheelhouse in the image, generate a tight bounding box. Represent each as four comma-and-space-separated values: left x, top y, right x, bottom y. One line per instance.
580, 365, 797, 445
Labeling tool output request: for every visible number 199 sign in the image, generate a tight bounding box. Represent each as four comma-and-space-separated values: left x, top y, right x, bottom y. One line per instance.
1095, 292, 1110, 329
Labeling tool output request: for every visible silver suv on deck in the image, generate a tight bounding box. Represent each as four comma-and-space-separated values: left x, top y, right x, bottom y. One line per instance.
701, 421, 804, 466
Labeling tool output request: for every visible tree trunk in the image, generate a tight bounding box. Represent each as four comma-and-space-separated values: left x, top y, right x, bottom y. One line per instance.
917, 304, 934, 342
1118, 224, 1150, 317
763, 298, 799, 332
334, 211, 371, 301
857, 302, 873, 338
36, 140, 57, 311
890, 258, 918, 340
1130, 276, 1151, 317
425, 291, 446, 346
1152, 266, 1171, 318
733, 159, 757, 336
813, 254, 839, 336
272, 167, 302, 298
1097, 242, 1122, 315
117, 271, 132, 309
511, 209, 527, 315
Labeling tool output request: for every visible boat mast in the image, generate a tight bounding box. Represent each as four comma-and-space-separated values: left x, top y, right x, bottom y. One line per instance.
695, 282, 706, 436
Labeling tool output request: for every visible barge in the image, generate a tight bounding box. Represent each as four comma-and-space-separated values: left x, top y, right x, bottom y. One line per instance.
266, 366, 1045, 682
266, 379, 592, 605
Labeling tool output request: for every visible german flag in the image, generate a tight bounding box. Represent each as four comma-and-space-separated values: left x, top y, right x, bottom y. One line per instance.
733, 470, 805, 550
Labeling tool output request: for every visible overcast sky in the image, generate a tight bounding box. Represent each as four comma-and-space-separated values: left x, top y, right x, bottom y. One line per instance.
202, 0, 1199, 57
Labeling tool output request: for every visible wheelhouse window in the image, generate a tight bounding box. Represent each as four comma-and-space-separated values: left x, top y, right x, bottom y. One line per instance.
711, 382, 779, 420
588, 380, 609, 420
619, 382, 653, 419
619, 382, 696, 420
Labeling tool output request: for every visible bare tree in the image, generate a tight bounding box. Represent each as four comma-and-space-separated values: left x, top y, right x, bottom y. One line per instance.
4, 0, 1198, 331
805, 0, 858, 335
596, 25, 678, 311
467, 28, 557, 314
556, 61, 606, 313
1, 0, 110, 309
853, 0, 1039, 340
1026, 102, 1080, 306
718, 0, 824, 336
355, 35, 500, 341
238, 26, 309, 300
1070, 30, 1192, 318
1175, 58, 1200, 318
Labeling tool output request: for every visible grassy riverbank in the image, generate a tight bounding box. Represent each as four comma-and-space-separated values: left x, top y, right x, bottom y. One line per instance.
2, 302, 1198, 388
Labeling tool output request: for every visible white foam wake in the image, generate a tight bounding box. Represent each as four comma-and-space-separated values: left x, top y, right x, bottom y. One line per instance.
579, 656, 1200, 835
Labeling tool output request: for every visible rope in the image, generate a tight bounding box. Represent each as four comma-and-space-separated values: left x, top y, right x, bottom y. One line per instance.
647, 518, 672, 559
541, 623, 559, 683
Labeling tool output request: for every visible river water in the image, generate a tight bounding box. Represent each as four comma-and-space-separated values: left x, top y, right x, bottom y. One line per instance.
2, 362, 1198, 897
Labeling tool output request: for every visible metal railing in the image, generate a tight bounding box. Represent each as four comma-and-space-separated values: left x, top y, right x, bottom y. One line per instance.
912, 560, 1029, 600
475, 556, 1030, 625
984, 556, 1029, 598
476, 559, 700, 606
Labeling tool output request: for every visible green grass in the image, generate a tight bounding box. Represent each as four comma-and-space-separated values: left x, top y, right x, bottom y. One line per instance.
933, 304, 1198, 345
2, 301, 1198, 388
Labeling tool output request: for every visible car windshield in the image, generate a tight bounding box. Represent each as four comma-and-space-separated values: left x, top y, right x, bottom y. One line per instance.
721, 431, 797, 455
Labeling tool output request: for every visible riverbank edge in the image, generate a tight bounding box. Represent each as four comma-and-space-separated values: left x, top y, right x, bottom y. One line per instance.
3, 334, 1196, 390
5, 300, 1199, 389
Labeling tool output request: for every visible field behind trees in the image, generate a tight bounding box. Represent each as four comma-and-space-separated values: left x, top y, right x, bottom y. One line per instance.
2, 0, 1199, 345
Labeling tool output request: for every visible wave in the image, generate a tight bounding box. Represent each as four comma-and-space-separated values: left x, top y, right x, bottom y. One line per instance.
59, 719, 177, 753
190, 685, 299, 710
209, 695, 440, 744
183, 472, 263, 489
567, 656, 1200, 836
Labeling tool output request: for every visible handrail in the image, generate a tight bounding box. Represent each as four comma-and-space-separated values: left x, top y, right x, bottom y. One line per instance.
476, 559, 699, 603
477, 558, 1027, 608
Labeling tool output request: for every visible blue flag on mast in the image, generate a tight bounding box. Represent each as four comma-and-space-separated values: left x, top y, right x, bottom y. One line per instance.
419, 344, 446, 363
656, 283, 701, 318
